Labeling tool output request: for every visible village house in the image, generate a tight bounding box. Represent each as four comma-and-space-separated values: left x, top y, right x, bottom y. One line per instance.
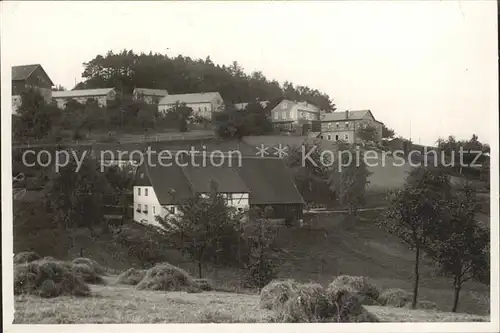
52, 88, 117, 109
132, 154, 304, 227
133, 88, 169, 104
270, 100, 321, 133
157, 92, 224, 120
12, 64, 54, 113
316, 110, 383, 144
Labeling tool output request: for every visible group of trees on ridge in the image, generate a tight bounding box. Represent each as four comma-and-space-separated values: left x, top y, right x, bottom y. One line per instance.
72, 50, 336, 112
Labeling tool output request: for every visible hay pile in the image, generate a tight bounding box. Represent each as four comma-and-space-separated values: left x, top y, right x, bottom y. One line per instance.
70, 263, 106, 285
260, 279, 378, 323
327, 275, 380, 305
136, 263, 198, 292
378, 288, 412, 307
14, 251, 41, 264
115, 268, 147, 285
72, 258, 106, 275
260, 279, 301, 310
14, 259, 90, 298
379, 288, 438, 310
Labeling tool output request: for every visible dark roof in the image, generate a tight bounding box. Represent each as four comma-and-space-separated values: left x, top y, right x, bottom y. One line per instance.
235, 157, 305, 205
12, 64, 40, 80
12, 64, 54, 86
134, 156, 304, 205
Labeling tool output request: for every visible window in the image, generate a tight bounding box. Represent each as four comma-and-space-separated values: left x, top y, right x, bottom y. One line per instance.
281, 111, 286, 119
137, 204, 142, 212
138, 188, 141, 196
336, 123, 340, 128
204, 106, 207, 112
335, 135, 339, 141
153, 206, 156, 214
145, 188, 148, 196
144, 205, 148, 213
327, 134, 332, 141
345, 122, 349, 128
168, 206, 176, 214
344, 134, 349, 141
281, 102, 287, 109
140, 173, 144, 179
274, 112, 279, 120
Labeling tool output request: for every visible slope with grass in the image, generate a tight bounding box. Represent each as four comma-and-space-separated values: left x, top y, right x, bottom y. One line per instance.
14, 281, 488, 324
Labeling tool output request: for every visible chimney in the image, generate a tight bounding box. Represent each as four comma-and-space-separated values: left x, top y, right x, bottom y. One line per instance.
345, 110, 349, 119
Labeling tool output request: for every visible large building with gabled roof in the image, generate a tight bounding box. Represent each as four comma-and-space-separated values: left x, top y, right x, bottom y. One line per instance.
316, 110, 383, 144
158, 92, 224, 120
133, 154, 304, 227
12, 64, 54, 113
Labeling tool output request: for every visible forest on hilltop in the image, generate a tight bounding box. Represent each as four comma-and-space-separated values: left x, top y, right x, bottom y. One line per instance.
73, 50, 336, 111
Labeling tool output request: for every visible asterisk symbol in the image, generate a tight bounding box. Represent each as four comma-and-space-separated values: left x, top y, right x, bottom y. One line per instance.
273, 144, 288, 158
255, 144, 269, 157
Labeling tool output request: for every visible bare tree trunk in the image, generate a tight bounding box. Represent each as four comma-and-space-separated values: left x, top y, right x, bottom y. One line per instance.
452, 275, 461, 313
411, 244, 420, 309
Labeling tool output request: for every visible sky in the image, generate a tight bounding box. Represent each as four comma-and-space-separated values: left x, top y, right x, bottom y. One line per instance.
1, 1, 498, 146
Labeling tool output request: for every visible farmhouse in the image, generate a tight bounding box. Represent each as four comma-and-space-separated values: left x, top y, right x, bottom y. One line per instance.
315, 110, 383, 144
12, 64, 54, 113
52, 88, 117, 108
157, 92, 224, 120
133, 88, 169, 104
133, 154, 304, 227
270, 99, 321, 133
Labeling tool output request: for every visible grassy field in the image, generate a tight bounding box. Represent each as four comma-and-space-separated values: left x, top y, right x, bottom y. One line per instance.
14, 277, 488, 324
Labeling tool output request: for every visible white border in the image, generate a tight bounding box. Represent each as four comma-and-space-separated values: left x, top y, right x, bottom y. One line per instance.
1, 1, 499, 332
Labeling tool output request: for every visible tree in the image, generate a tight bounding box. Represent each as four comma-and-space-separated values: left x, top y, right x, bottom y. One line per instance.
378, 166, 451, 309
286, 142, 333, 205
77, 49, 336, 110
13, 89, 60, 140
215, 102, 273, 139
328, 146, 371, 215
82, 99, 102, 136
46, 153, 111, 241
156, 181, 239, 278
137, 104, 157, 133
164, 102, 194, 132
53, 85, 66, 91
243, 206, 279, 289
356, 124, 379, 143
382, 124, 395, 139
426, 183, 489, 312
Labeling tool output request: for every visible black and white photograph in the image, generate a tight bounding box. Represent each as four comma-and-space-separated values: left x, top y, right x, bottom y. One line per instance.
1, 1, 498, 332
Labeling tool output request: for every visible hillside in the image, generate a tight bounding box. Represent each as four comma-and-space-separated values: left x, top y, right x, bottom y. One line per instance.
29, 211, 489, 316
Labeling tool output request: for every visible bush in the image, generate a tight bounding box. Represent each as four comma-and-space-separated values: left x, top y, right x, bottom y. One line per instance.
14, 259, 90, 298
327, 275, 380, 305
115, 268, 147, 285
72, 258, 106, 275
260, 279, 301, 310
71, 263, 106, 285
378, 288, 412, 307
14, 251, 41, 264
136, 263, 197, 292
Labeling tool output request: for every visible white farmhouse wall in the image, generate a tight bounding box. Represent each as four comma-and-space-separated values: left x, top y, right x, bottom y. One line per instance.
12, 95, 22, 114
133, 186, 250, 228
133, 185, 165, 227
